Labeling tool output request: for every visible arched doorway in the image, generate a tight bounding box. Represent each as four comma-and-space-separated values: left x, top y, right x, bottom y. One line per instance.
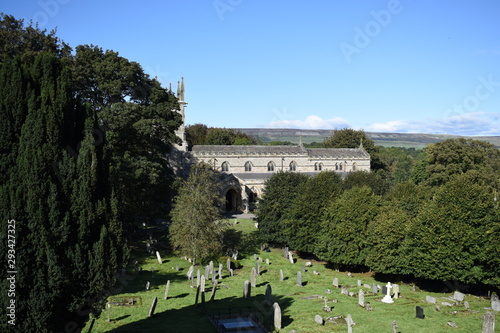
225, 188, 241, 212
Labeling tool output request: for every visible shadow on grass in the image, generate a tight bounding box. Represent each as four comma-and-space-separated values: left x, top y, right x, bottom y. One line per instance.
104, 294, 294, 333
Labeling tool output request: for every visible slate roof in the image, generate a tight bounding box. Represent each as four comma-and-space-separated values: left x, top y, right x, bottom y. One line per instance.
191, 145, 369, 158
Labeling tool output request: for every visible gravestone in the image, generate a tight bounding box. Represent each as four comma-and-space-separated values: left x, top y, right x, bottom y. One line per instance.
357, 279, 362, 287
372, 284, 378, 293
145, 281, 150, 291
212, 270, 216, 284
453, 291, 465, 302
341, 286, 349, 295
256, 261, 260, 275
346, 314, 354, 333
347, 272, 352, 277
426, 295, 437, 304
200, 275, 206, 292
283, 247, 289, 259
305, 261, 312, 267
288, 252, 294, 264
156, 251, 162, 264
232, 250, 238, 260
230, 268, 234, 277
314, 314, 324, 325
175, 264, 179, 272
464, 301, 470, 309
210, 281, 218, 301
209, 260, 214, 274
204, 265, 210, 280
226, 257, 231, 271
106, 303, 110, 322
250, 267, 257, 288
164, 280, 170, 300
297, 271, 302, 287
243, 280, 251, 299
382, 286, 387, 295
416, 306, 425, 319
253, 253, 257, 260
195, 285, 200, 305
146, 242, 150, 253
333, 278, 339, 288
273, 302, 282, 330
190, 274, 195, 288
186, 265, 194, 280
266, 258, 270, 265
492, 298, 500, 312
301, 265, 306, 273
392, 320, 398, 333
265, 284, 272, 306
313, 270, 320, 275
482, 311, 495, 333
279, 269, 284, 282
365, 302, 373, 311
358, 289, 365, 307
392, 284, 399, 299
381, 282, 394, 303
149, 297, 158, 318
218, 263, 223, 279
196, 269, 200, 287
364, 283, 371, 289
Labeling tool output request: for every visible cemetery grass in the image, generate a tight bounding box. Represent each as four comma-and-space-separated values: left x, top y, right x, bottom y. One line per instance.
84, 219, 491, 332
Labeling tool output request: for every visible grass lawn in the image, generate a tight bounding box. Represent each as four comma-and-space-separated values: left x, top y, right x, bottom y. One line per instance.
84, 218, 493, 332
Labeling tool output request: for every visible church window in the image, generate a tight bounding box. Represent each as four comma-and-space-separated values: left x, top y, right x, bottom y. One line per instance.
221, 161, 229, 172
267, 161, 275, 172
352, 162, 356, 171
335, 163, 339, 171
339, 163, 343, 171
318, 163, 323, 171
314, 163, 318, 171
289, 161, 297, 172
244, 161, 252, 172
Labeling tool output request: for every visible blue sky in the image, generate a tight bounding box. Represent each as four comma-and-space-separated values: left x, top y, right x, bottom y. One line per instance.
3, 0, 500, 135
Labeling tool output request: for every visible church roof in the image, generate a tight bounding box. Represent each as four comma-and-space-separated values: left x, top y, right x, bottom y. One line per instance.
191, 145, 369, 158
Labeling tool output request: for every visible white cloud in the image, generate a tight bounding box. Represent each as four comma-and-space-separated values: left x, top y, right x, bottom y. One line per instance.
264, 112, 500, 136
266, 115, 350, 129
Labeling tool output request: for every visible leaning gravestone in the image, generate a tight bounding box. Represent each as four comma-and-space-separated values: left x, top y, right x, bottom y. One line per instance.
297, 271, 302, 287
145, 281, 150, 291
148, 297, 158, 318
155, 251, 162, 264
244, 280, 251, 299
333, 277, 339, 288
314, 314, 324, 325
482, 311, 495, 333
210, 281, 218, 301
358, 289, 365, 307
273, 302, 282, 330
164, 280, 170, 300
416, 306, 425, 319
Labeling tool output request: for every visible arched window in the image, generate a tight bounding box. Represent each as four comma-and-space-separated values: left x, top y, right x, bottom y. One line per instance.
339, 163, 343, 171
221, 161, 229, 172
352, 162, 356, 171
289, 161, 297, 172
335, 163, 339, 171
244, 161, 252, 172
267, 161, 275, 172
318, 163, 323, 171
314, 163, 318, 171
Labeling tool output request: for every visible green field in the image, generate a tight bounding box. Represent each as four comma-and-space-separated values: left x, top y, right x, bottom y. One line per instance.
84, 218, 494, 332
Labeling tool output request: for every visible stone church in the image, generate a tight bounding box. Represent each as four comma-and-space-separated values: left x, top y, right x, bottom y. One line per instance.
170, 78, 371, 212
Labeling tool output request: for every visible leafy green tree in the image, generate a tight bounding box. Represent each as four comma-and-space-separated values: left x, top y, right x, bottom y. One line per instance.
169, 163, 227, 264
284, 171, 343, 253
378, 147, 425, 184
424, 138, 500, 186
403, 172, 500, 285
316, 186, 381, 267
186, 123, 209, 146
343, 170, 391, 196
256, 171, 310, 245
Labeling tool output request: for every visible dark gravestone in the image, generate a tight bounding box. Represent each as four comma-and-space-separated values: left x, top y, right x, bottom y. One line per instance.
416, 306, 425, 319
195, 285, 200, 306
382, 286, 387, 295
243, 280, 251, 299
265, 284, 272, 306
210, 281, 217, 301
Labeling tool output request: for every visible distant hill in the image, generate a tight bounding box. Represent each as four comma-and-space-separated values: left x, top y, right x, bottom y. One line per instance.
236, 128, 500, 149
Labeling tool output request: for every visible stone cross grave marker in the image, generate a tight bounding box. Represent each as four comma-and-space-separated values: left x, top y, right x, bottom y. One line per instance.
416, 306, 425, 319
164, 280, 170, 300
358, 289, 365, 307
155, 251, 162, 264
482, 311, 496, 333
296, 271, 302, 287
381, 282, 394, 304
148, 297, 158, 318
